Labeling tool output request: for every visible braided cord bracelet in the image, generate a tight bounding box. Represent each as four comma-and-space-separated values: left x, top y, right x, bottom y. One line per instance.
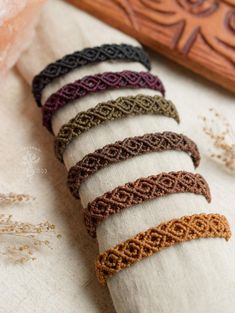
96, 213, 231, 284
55, 95, 179, 163
43, 71, 165, 131
32, 44, 151, 106
68, 132, 200, 199
84, 171, 211, 238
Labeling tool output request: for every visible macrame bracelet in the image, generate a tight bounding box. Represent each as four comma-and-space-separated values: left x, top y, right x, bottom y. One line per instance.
68, 132, 200, 199
96, 213, 231, 284
32, 44, 151, 107
55, 95, 179, 163
84, 171, 211, 238
42, 71, 165, 131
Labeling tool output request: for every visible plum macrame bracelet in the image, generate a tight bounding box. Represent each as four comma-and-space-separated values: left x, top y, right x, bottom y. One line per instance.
42, 71, 165, 131
32, 44, 151, 106
84, 171, 211, 238
68, 132, 200, 199
55, 95, 179, 163
96, 213, 231, 284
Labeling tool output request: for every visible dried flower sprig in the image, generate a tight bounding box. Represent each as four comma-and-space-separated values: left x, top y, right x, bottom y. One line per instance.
0, 192, 61, 263
200, 108, 235, 173
0, 213, 58, 263
0, 192, 35, 205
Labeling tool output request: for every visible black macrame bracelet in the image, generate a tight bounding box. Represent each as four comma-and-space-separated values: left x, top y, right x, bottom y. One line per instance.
32, 44, 151, 106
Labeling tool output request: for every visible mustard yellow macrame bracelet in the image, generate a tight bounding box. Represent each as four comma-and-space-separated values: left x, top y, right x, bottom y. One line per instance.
96, 213, 231, 285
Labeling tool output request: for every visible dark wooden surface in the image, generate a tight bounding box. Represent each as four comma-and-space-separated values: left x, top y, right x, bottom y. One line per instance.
67, 0, 235, 94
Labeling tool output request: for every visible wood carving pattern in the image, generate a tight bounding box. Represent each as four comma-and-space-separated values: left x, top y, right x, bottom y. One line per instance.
67, 0, 235, 93
120, 0, 235, 60
137, 0, 235, 60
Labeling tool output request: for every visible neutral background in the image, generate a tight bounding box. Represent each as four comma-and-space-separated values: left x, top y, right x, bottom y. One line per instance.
0, 0, 235, 312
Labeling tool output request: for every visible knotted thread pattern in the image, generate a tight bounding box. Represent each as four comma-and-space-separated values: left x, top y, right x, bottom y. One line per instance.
68, 132, 200, 199
96, 213, 231, 284
55, 95, 179, 163
84, 171, 211, 238
32, 44, 151, 106
43, 71, 165, 131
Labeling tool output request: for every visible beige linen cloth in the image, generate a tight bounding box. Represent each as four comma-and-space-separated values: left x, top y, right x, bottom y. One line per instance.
0, 0, 234, 312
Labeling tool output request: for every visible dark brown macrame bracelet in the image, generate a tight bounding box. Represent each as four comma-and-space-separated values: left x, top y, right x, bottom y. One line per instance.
42, 71, 165, 131
55, 95, 180, 163
32, 44, 151, 107
96, 213, 231, 284
84, 171, 211, 238
68, 132, 200, 199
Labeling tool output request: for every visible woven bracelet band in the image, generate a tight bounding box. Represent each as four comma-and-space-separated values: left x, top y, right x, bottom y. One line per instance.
96, 213, 231, 284
32, 44, 151, 106
84, 171, 211, 238
68, 132, 200, 199
55, 95, 179, 163
43, 71, 165, 132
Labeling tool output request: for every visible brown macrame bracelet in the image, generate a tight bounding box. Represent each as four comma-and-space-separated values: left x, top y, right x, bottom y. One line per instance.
84, 171, 211, 238
55, 95, 180, 163
68, 132, 200, 199
96, 213, 231, 284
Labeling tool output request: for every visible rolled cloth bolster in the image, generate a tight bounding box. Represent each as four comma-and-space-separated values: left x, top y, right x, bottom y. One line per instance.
17, 1, 235, 312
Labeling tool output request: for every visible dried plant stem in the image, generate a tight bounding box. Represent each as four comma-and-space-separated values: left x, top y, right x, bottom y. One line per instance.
200, 108, 235, 173
0, 193, 60, 263
0, 192, 35, 205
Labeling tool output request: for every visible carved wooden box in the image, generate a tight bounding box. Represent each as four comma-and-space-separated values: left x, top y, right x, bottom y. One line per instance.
67, 0, 235, 93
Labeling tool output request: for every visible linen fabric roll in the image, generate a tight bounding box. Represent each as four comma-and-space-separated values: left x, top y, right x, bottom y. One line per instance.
17, 0, 235, 312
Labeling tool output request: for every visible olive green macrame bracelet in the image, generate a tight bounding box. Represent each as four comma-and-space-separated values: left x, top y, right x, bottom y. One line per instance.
54, 95, 180, 163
